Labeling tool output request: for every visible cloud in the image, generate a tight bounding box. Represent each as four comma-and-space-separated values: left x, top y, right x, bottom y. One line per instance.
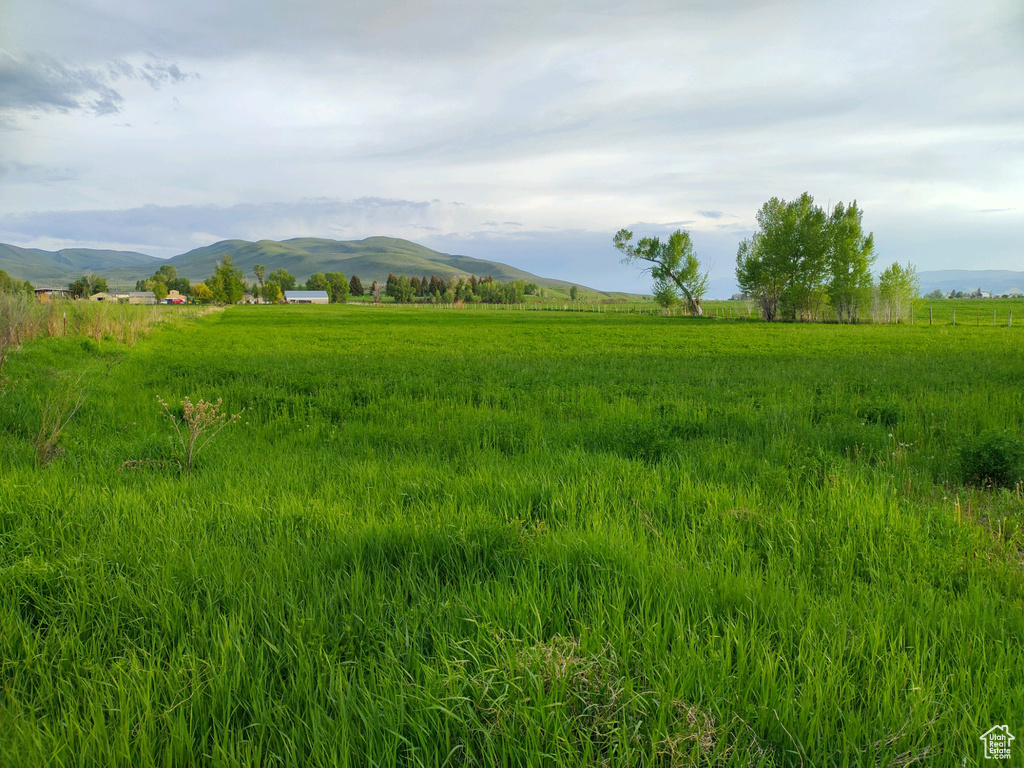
0, 52, 197, 117
0, 160, 78, 184
0, 53, 123, 115
106, 59, 198, 89
0, 197, 470, 256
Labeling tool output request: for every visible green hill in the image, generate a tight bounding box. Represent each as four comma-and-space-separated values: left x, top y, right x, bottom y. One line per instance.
0, 236, 595, 295
147, 236, 575, 288
0, 243, 159, 284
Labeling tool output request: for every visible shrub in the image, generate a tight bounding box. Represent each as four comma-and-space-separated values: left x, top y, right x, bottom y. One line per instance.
157, 395, 242, 478
959, 430, 1024, 488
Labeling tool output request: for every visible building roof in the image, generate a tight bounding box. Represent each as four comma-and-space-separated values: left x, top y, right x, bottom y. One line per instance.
284, 291, 329, 300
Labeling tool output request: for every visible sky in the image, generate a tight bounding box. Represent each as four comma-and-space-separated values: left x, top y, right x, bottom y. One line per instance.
0, 0, 1021, 294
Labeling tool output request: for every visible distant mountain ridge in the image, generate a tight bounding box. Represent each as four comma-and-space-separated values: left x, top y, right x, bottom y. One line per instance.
0, 243, 159, 284
0, 236, 581, 291
917, 270, 1024, 296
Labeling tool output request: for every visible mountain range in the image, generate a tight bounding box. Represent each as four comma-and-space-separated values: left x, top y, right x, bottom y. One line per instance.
0, 243, 159, 283
916, 270, 1024, 297
1, 237, 582, 292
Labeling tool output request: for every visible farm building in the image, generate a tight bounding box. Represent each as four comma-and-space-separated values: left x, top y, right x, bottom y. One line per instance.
89, 292, 113, 301
34, 287, 72, 302
164, 290, 187, 304
114, 291, 157, 305
284, 290, 329, 304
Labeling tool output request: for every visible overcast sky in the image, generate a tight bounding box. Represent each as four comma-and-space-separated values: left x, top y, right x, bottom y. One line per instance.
1, 0, 1021, 292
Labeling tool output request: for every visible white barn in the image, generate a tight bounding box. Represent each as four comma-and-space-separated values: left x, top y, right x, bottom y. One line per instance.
284, 290, 330, 305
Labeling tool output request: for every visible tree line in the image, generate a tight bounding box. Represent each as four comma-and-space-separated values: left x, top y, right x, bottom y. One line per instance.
617, 192, 921, 322
1, 270, 36, 298
122, 257, 540, 306
383, 273, 540, 304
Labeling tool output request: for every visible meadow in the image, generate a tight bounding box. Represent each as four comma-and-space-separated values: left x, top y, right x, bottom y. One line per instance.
1, 304, 1022, 766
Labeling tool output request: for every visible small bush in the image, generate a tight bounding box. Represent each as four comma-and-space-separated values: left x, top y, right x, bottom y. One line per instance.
959, 430, 1024, 488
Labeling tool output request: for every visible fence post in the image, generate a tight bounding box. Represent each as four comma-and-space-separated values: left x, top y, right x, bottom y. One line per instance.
1010, 310, 1013, 328
910, 307, 914, 325
952, 309, 955, 326
993, 310, 997, 326
929, 307, 933, 325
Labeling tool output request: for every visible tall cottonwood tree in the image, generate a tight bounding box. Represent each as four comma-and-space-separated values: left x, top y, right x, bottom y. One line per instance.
269, 268, 296, 293
253, 264, 266, 300
207, 255, 245, 305
737, 193, 877, 322
614, 228, 708, 316
827, 202, 874, 323
325, 272, 349, 302
735, 193, 829, 321
876, 262, 919, 323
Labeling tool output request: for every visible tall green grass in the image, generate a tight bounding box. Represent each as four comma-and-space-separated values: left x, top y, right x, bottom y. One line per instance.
1, 306, 1021, 766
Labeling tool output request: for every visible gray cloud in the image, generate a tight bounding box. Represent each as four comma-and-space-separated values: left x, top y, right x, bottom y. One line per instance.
0, 197, 458, 256
0, 52, 197, 117
0, 53, 124, 115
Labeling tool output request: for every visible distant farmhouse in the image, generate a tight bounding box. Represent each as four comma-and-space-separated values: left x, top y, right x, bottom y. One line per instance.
35, 286, 72, 302
284, 290, 329, 305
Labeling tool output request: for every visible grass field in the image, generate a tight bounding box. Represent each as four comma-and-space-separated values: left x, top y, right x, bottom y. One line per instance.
1, 305, 1022, 766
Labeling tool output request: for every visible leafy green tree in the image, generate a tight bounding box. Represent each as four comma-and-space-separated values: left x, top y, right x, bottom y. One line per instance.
924, 289, 943, 299
325, 272, 349, 303
192, 282, 214, 303
876, 262, 919, 323
385, 273, 399, 298
208, 255, 245, 305
826, 201, 874, 323
393, 274, 416, 303
263, 281, 282, 303
0, 270, 32, 296
569, 285, 579, 301
306, 273, 328, 291
614, 228, 708, 316
269, 268, 296, 293
155, 264, 178, 283
735, 194, 829, 321
68, 273, 108, 298
455, 278, 474, 303
349, 275, 363, 297
253, 264, 266, 299
652, 277, 681, 310
152, 281, 169, 302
